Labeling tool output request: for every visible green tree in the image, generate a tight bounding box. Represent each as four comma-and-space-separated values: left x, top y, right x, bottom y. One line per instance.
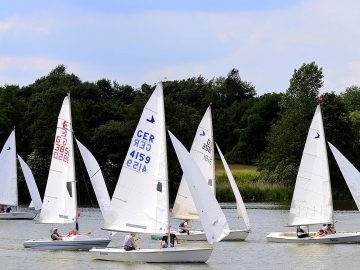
259, 62, 323, 184
226, 92, 283, 164
341, 85, 360, 111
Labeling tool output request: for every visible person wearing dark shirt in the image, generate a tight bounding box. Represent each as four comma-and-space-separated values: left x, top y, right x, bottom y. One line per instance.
160, 233, 179, 248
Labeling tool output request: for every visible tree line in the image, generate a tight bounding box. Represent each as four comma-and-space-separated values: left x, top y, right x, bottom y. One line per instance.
1, 62, 359, 204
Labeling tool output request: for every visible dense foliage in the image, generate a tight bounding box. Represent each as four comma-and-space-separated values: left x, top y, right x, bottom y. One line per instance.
1, 63, 359, 204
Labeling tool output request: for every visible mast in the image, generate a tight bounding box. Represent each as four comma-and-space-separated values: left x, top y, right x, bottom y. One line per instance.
68, 93, 77, 219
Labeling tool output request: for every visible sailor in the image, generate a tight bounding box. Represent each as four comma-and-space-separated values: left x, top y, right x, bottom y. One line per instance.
160, 233, 179, 248
123, 232, 137, 251
51, 228, 63, 240
296, 226, 309, 238
178, 220, 190, 235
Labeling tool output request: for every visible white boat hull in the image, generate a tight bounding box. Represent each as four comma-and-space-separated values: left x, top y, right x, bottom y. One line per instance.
174, 229, 249, 241
0, 211, 36, 220
90, 246, 213, 263
23, 235, 111, 250
267, 231, 360, 244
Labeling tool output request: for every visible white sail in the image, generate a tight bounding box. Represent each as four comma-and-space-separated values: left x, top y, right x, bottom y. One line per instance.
104, 82, 169, 234
288, 105, 333, 226
29, 201, 34, 208
328, 142, 360, 210
172, 106, 215, 220
215, 143, 251, 231
76, 139, 111, 220
39, 95, 77, 224
18, 155, 42, 211
0, 130, 17, 206
169, 131, 229, 244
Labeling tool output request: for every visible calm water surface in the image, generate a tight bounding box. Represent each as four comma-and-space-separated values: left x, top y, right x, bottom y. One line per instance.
2, 203, 360, 270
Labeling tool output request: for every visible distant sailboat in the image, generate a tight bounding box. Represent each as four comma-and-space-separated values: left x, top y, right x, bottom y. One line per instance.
23, 95, 111, 250
0, 130, 42, 220
90, 82, 229, 263
171, 106, 250, 241
267, 105, 360, 243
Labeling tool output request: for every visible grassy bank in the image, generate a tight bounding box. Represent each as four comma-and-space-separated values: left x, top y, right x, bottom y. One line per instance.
215, 160, 293, 202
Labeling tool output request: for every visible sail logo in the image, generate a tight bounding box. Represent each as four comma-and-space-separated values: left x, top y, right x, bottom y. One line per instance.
200, 130, 206, 136
314, 132, 320, 139
146, 115, 155, 123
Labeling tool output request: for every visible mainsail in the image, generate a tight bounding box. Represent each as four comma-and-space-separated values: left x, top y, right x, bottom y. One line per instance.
288, 105, 333, 226
104, 82, 169, 234
172, 106, 215, 220
39, 95, 77, 224
0, 130, 17, 206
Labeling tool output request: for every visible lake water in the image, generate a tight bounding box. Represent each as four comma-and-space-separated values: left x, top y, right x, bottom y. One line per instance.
2, 203, 360, 270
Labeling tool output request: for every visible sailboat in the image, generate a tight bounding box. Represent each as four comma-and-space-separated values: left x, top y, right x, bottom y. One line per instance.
90, 82, 229, 263
171, 106, 250, 241
0, 130, 42, 220
267, 105, 360, 243
23, 95, 111, 250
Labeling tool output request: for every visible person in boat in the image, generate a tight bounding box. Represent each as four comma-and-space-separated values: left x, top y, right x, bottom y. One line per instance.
5, 206, 11, 213
178, 219, 190, 235
296, 226, 309, 238
315, 229, 325, 237
51, 228, 64, 240
160, 233, 179, 248
67, 228, 91, 237
0, 205, 4, 213
323, 224, 335, 235
123, 232, 137, 251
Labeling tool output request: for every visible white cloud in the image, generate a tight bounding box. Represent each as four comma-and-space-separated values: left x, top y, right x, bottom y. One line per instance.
0, 56, 13, 70
2, 0, 360, 94
0, 18, 16, 37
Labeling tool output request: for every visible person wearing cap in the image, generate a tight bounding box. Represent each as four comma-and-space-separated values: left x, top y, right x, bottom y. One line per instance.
51, 228, 64, 240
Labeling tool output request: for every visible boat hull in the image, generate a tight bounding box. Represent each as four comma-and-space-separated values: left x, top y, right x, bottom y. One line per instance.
23, 235, 111, 250
266, 231, 360, 244
158, 229, 249, 241
90, 246, 213, 263
0, 211, 36, 220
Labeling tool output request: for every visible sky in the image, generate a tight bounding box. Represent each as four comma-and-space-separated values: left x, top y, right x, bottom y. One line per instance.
1, 0, 360, 95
